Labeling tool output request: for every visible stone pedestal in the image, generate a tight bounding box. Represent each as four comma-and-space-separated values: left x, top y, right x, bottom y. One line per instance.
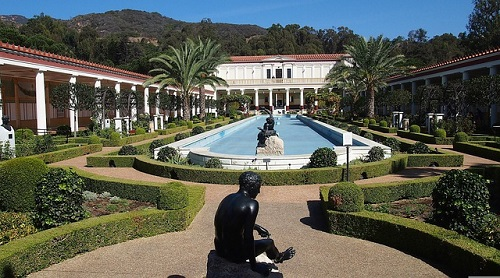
206, 250, 282, 278
256, 136, 284, 156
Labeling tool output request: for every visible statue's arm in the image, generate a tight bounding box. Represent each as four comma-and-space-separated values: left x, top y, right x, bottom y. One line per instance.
254, 224, 270, 237
244, 202, 259, 269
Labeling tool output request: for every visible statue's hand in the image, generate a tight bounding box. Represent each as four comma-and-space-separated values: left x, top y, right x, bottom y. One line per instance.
255, 224, 270, 238
252, 263, 271, 276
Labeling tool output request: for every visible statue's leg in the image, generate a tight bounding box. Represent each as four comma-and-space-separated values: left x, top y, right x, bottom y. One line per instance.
254, 239, 279, 259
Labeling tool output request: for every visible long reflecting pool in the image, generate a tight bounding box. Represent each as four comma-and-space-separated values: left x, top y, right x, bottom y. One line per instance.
158, 114, 391, 170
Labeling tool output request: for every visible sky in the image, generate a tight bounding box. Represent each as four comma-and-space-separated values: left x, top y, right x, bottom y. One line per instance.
1, 0, 474, 39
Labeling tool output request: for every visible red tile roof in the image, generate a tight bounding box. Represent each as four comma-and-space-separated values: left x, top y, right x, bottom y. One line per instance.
0, 41, 150, 79
230, 54, 346, 63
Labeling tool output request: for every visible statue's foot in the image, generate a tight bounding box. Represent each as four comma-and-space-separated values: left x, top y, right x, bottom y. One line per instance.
274, 247, 295, 263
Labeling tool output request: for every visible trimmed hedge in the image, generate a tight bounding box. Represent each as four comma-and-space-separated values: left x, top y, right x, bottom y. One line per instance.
453, 142, 500, 162
319, 187, 500, 276
397, 130, 454, 145
86, 155, 136, 167
0, 168, 205, 277
359, 176, 440, 203
102, 132, 158, 147
407, 151, 464, 167
22, 144, 102, 164
368, 124, 398, 133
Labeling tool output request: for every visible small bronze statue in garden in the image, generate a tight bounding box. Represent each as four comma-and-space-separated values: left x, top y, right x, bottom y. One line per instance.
214, 171, 295, 276
257, 108, 277, 147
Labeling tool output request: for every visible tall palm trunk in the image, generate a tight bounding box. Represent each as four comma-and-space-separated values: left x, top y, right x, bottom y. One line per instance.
199, 87, 206, 120
367, 88, 375, 118
182, 93, 190, 121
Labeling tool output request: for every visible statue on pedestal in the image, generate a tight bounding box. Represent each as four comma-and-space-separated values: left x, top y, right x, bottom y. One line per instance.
256, 108, 284, 155
0, 115, 15, 158
213, 171, 295, 276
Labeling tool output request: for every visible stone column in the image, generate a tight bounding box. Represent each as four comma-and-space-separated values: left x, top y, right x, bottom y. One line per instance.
114, 83, 121, 133
300, 88, 304, 112
69, 76, 78, 134
254, 89, 259, 112
131, 85, 137, 129
36, 70, 47, 134
314, 88, 318, 110
285, 88, 290, 111
268, 89, 273, 112
144, 87, 150, 115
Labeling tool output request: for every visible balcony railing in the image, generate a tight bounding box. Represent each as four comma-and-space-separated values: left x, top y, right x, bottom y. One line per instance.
224, 78, 326, 86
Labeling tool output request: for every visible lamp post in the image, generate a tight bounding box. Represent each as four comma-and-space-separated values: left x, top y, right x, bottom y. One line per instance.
343, 132, 353, 182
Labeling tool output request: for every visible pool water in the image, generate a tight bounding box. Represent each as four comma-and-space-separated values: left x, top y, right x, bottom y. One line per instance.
185, 115, 341, 155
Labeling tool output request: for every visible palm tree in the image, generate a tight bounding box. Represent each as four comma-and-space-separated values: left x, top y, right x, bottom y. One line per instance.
194, 38, 229, 121
144, 38, 228, 121
328, 35, 411, 118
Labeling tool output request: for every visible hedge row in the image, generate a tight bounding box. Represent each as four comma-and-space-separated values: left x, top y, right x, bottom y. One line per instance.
131, 155, 409, 185
0, 168, 205, 278
319, 187, 500, 276
358, 176, 439, 203
454, 142, 500, 162
397, 130, 454, 145
407, 151, 464, 167
102, 132, 158, 147
20, 144, 103, 164
368, 124, 398, 133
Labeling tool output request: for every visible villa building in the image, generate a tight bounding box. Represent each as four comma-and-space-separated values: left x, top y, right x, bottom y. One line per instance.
213, 54, 346, 115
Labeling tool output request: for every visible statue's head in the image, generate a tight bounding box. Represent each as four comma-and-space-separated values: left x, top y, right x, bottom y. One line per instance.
2, 115, 9, 125
239, 171, 262, 198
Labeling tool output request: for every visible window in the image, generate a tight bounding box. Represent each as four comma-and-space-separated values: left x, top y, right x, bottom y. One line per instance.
266, 69, 271, 79
275, 68, 283, 79
287, 68, 292, 78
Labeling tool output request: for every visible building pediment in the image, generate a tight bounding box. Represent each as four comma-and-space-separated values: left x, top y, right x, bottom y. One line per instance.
262, 55, 295, 62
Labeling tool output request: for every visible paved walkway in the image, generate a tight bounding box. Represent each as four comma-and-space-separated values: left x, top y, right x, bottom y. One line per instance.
28, 134, 499, 278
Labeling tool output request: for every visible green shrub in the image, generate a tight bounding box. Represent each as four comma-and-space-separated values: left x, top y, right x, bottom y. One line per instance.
187, 121, 194, 128
366, 146, 385, 162
369, 119, 376, 125
191, 126, 205, 136
175, 132, 189, 141
88, 135, 101, 144
409, 124, 421, 133
383, 137, 401, 152
432, 169, 498, 247
15, 128, 34, 143
309, 147, 337, 168
434, 128, 447, 138
347, 125, 361, 135
0, 157, 48, 212
454, 131, 469, 143
157, 182, 189, 210
109, 131, 121, 146
149, 139, 165, 156
0, 212, 37, 245
167, 123, 177, 129
135, 127, 146, 135
362, 118, 369, 127
33, 168, 87, 229
34, 134, 56, 154
205, 158, 223, 168
379, 120, 388, 127
363, 132, 374, 140
215, 123, 223, 128
56, 125, 71, 136
118, 145, 139, 155
157, 146, 178, 162
408, 141, 431, 154
328, 182, 364, 212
